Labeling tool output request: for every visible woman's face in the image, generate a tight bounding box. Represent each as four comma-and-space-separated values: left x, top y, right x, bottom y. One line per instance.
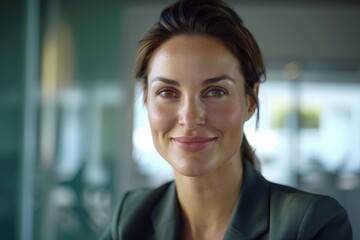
146, 35, 256, 177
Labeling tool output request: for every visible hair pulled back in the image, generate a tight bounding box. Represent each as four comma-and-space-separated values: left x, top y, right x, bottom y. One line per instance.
135, 0, 266, 170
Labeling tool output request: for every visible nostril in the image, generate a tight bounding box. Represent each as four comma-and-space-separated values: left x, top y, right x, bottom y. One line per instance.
178, 106, 205, 128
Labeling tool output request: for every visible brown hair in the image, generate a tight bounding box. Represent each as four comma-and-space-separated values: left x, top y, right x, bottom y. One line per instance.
135, 0, 266, 170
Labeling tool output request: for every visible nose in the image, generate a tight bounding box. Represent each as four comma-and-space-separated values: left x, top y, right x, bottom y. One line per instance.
178, 96, 205, 129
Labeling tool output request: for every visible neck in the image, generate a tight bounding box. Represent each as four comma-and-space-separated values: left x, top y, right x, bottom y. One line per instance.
175, 158, 243, 240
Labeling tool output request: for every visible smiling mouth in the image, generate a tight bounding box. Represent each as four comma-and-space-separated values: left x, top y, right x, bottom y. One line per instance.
171, 137, 217, 152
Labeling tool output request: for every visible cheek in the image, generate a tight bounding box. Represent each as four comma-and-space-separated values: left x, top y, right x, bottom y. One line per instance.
147, 102, 176, 134
208, 103, 245, 133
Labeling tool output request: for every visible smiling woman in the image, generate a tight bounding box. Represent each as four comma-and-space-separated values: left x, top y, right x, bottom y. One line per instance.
101, 0, 352, 239
145, 36, 255, 179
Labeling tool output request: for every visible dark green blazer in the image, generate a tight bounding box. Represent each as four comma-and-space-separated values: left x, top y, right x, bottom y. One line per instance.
101, 161, 352, 239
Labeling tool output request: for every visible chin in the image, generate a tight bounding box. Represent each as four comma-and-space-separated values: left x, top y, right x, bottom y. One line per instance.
170, 156, 216, 178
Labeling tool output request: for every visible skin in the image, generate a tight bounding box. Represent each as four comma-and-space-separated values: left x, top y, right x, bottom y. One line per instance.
145, 35, 258, 240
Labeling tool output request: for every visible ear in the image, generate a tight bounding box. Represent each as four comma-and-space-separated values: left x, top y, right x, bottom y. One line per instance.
245, 82, 259, 121
142, 83, 148, 107
143, 91, 148, 106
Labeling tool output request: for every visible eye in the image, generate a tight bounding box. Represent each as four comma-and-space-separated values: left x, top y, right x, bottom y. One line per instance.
157, 88, 179, 98
203, 88, 228, 98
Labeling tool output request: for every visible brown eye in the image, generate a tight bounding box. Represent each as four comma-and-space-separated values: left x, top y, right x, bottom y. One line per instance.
158, 89, 179, 98
204, 88, 227, 98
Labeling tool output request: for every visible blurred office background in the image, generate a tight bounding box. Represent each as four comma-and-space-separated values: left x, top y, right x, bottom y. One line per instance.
1, 0, 360, 239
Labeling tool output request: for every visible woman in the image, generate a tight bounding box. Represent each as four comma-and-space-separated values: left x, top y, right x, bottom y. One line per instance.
102, 0, 352, 239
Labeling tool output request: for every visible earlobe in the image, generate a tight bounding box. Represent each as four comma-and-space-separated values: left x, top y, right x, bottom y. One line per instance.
245, 82, 259, 121
254, 82, 259, 96
245, 98, 256, 121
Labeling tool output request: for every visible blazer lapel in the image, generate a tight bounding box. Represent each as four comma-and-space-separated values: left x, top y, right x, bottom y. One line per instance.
224, 160, 270, 240
151, 182, 182, 240
150, 161, 270, 240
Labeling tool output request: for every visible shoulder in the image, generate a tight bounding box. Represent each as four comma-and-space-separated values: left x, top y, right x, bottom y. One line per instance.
268, 182, 353, 239
269, 182, 322, 209
269, 181, 343, 214
101, 182, 174, 240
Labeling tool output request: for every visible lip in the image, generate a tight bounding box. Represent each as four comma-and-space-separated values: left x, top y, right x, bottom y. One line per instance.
172, 136, 216, 152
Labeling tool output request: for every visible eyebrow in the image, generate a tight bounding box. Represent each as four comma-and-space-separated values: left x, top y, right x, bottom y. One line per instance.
150, 77, 180, 86
201, 75, 235, 85
150, 75, 235, 86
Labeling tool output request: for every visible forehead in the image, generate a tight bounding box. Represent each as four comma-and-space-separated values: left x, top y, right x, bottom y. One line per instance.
151, 35, 236, 62
148, 35, 241, 79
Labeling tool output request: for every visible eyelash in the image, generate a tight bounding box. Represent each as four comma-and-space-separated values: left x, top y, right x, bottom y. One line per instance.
203, 87, 228, 98
156, 88, 179, 98
155, 87, 228, 99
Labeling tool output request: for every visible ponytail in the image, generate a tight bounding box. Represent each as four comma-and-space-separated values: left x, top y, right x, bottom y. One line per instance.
241, 134, 261, 171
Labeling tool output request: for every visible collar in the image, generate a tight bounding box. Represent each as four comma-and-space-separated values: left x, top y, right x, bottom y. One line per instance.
151, 160, 270, 240
224, 160, 270, 240
151, 182, 182, 240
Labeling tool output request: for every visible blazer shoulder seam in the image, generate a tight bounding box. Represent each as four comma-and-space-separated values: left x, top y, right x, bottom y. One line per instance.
296, 195, 328, 239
